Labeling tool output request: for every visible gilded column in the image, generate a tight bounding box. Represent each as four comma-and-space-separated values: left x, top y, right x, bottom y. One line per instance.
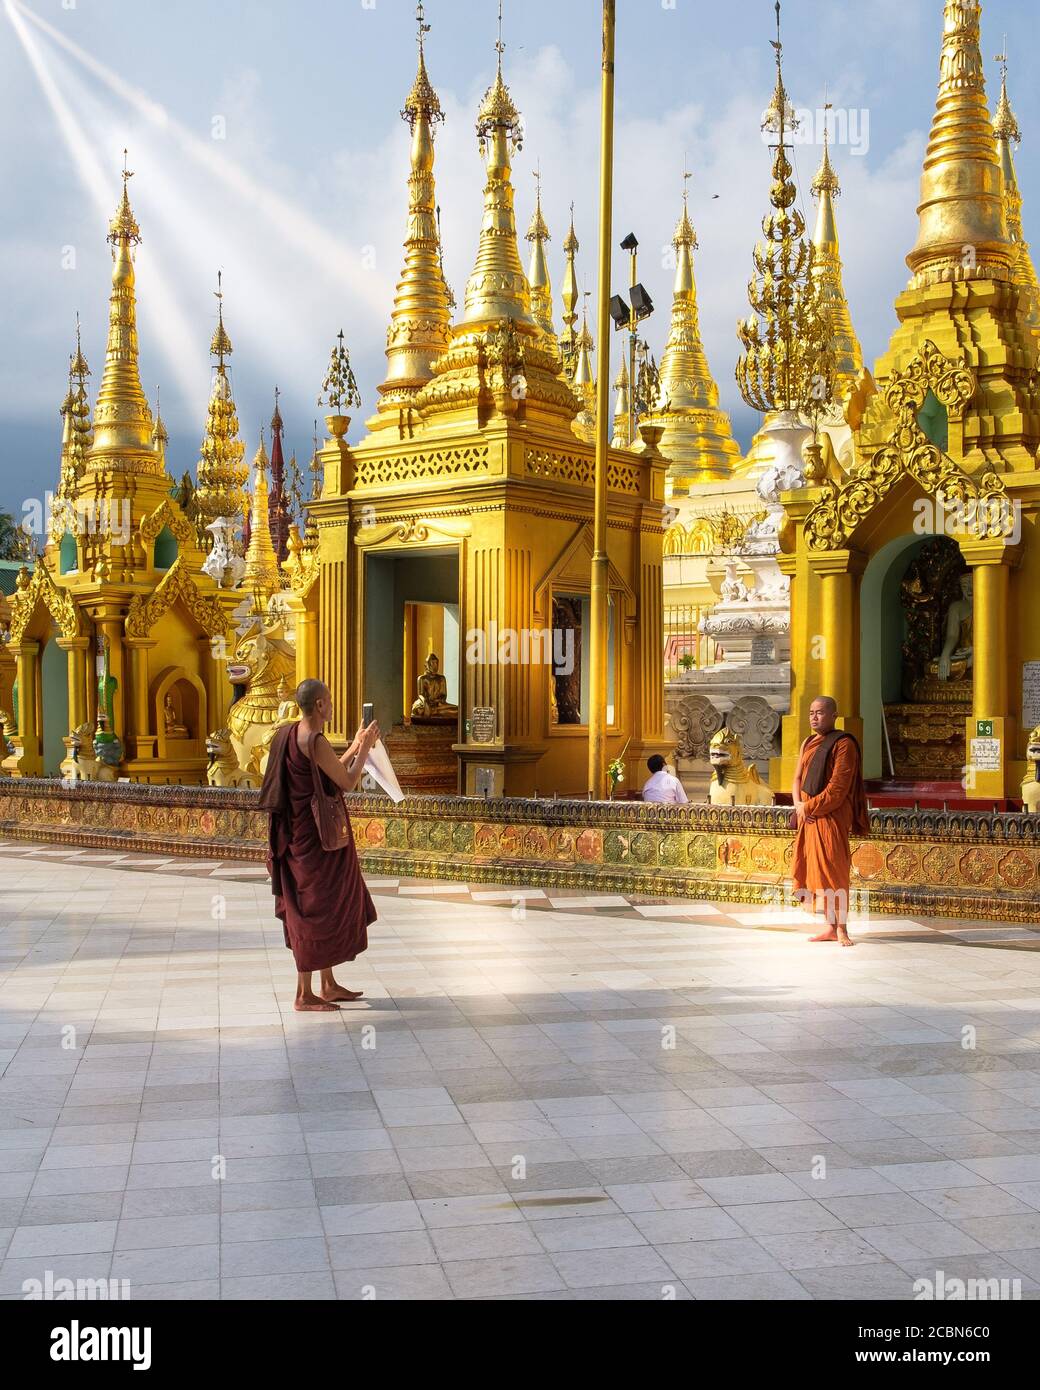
807, 549, 866, 739
962, 538, 1021, 796
296, 608, 318, 684
15, 643, 40, 766
125, 639, 156, 757
57, 637, 91, 732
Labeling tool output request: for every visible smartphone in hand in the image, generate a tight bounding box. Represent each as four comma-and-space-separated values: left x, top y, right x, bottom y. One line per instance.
362, 703, 374, 726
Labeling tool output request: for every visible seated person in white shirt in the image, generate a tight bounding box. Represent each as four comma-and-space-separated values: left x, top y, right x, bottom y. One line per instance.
642, 754, 688, 804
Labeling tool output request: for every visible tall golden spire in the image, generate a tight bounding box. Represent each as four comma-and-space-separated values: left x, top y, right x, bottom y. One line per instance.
611, 353, 631, 449
90, 151, 156, 468
648, 172, 740, 490
415, 6, 578, 430
737, 7, 834, 424
151, 388, 169, 470
459, 6, 535, 329
560, 205, 580, 377
67, 316, 93, 482
526, 168, 558, 345
811, 112, 863, 394
372, 1, 453, 427
195, 273, 248, 548
242, 432, 283, 600
993, 48, 1040, 343
906, 0, 1012, 287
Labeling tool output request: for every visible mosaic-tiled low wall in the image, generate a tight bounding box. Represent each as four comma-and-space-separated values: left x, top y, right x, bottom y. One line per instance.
0, 779, 1038, 923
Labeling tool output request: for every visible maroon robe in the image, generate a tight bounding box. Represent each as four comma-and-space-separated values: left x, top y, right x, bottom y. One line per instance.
259, 722, 376, 972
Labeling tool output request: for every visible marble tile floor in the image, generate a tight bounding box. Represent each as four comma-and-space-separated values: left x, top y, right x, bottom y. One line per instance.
1, 844, 1040, 1302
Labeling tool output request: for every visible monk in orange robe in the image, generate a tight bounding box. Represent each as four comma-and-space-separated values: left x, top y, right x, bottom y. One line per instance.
791, 696, 870, 947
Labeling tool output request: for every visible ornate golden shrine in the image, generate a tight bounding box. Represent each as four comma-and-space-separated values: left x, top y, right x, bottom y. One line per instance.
299, 26, 671, 797
774, 3, 1040, 801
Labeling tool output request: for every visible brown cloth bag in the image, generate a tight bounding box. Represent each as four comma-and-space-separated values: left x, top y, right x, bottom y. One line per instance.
305, 733, 352, 852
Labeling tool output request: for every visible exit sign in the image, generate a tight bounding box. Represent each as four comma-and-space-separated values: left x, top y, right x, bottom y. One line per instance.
976, 720, 994, 737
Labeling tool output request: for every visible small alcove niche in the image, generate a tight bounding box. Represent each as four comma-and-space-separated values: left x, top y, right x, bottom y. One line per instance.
58, 532, 78, 575
153, 670, 205, 756
917, 389, 949, 451
153, 526, 178, 571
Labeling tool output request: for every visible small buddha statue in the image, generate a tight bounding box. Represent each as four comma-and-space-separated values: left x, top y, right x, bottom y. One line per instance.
163, 692, 189, 738
930, 572, 973, 683
410, 653, 457, 723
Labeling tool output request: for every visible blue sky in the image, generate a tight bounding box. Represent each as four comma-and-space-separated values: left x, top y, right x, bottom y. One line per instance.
1, 0, 1037, 519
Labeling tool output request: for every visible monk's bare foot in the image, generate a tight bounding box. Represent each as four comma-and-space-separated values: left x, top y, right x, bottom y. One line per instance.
810, 930, 839, 942
294, 994, 340, 1012
320, 986, 364, 1002
837, 931, 855, 948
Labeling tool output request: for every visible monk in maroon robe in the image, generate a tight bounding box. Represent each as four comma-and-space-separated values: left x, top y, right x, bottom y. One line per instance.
260, 679, 380, 1011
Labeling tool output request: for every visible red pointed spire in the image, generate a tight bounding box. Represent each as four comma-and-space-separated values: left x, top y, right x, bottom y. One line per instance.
268, 386, 291, 563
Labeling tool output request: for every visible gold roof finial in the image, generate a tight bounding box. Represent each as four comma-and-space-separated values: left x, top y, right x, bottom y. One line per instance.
210, 270, 233, 365
906, 0, 1012, 287
990, 44, 1039, 342
645, 169, 739, 488
402, 0, 443, 130
737, 1, 836, 423
91, 152, 155, 464
108, 149, 141, 247
525, 166, 558, 344
992, 37, 1019, 143
151, 385, 169, 463
461, 3, 533, 327
810, 102, 863, 395
373, 5, 453, 427
196, 279, 248, 547
242, 430, 283, 600
560, 202, 581, 378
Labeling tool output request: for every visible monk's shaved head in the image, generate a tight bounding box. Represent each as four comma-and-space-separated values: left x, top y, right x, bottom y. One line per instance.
296, 679, 328, 715
809, 695, 838, 734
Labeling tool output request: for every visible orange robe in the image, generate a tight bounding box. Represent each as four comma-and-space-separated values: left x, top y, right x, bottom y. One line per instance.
791, 734, 861, 899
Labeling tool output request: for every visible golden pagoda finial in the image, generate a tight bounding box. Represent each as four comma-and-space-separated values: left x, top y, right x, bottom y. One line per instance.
525, 166, 558, 343
461, 4, 533, 328
737, 2, 836, 425
90, 152, 155, 465
991, 45, 1039, 342
242, 430, 283, 600
645, 170, 740, 489
373, 5, 453, 428
906, 0, 1012, 287
210, 270, 233, 366
810, 103, 863, 394
56, 316, 93, 515
195, 276, 248, 548
151, 386, 168, 466
560, 203, 581, 377
571, 294, 597, 442
107, 149, 141, 247
611, 352, 631, 450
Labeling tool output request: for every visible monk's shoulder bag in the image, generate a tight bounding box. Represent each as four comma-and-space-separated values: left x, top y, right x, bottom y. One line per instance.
305, 732, 351, 852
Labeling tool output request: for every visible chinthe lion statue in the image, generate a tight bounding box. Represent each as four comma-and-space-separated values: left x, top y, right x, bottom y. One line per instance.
206, 728, 258, 789
708, 728, 775, 806
1022, 725, 1040, 814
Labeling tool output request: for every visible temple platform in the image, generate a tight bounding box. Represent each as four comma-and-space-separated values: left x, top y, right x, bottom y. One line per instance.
381, 721, 459, 796
0, 777, 1038, 923
864, 780, 1022, 813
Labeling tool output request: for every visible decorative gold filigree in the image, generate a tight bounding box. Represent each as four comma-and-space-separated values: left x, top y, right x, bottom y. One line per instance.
804, 341, 1009, 551
125, 558, 228, 638
6, 563, 81, 646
